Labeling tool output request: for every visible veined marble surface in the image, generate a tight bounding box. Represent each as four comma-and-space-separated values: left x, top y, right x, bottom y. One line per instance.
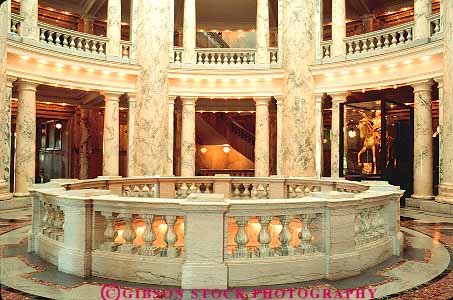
281, 0, 317, 177
20, 0, 39, 40
414, 0, 432, 39
107, 0, 122, 56
134, 0, 170, 176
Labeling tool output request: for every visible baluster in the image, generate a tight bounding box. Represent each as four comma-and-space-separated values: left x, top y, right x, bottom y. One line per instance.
175, 51, 181, 63
346, 42, 352, 55
232, 183, 240, 199
62, 34, 69, 47
142, 184, 150, 197
233, 216, 250, 258
326, 45, 331, 57
434, 19, 440, 34
89, 40, 95, 53
364, 39, 370, 52
250, 184, 258, 199
164, 216, 178, 257
74, 38, 81, 51
46, 31, 54, 44
278, 215, 294, 256
288, 185, 295, 198
299, 214, 316, 254
383, 34, 390, 48
140, 214, 156, 256
257, 216, 273, 257
295, 185, 303, 198
101, 213, 118, 251
11, 21, 17, 34
118, 214, 137, 253
40, 30, 46, 42
180, 183, 188, 198
189, 183, 198, 194
197, 53, 202, 64
256, 184, 266, 199
55, 33, 62, 46
390, 33, 397, 47
222, 54, 227, 64
397, 31, 405, 44
228, 54, 233, 64
304, 187, 311, 194
407, 29, 413, 41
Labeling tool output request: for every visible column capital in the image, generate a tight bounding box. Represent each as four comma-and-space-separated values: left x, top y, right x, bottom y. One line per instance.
17, 79, 40, 92
434, 76, 444, 88
274, 95, 283, 104
127, 93, 136, 103
254, 97, 271, 106
411, 79, 433, 92
102, 92, 122, 102
168, 95, 177, 104
6, 76, 17, 88
181, 97, 197, 105
330, 92, 348, 103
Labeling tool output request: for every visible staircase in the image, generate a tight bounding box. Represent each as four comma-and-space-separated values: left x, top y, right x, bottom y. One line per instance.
204, 32, 230, 48
197, 113, 255, 161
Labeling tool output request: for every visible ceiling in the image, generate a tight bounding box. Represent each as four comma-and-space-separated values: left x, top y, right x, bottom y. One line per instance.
37, 0, 416, 29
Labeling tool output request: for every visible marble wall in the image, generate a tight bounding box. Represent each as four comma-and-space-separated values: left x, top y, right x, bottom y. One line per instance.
134, 0, 171, 176
281, 0, 317, 176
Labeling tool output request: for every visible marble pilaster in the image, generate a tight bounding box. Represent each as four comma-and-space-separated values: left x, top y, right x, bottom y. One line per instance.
330, 93, 347, 178
256, 0, 270, 64
275, 96, 283, 175
331, 0, 346, 57
107, 0, 122, 57
315, 94, 324, 178
411, 80, 434, 200
79, 108, 89, 179
277, 0, 283, 63
20, 0, 39, 40
130, 0, 138, 59
14, 80, 39, 197
414, 0, 432, 40
314, 0, 323, 60
102, 92, 121, 176
180, 97, 197, 176
435, 78, 444, 185
281, 0, 317, 177
254, 97, 270, 177
183, 0, 196, 64
134, 0, 170, 176
168, 0, 175, 63
127, 95, 136, 177
436, 0, 453, 205
166, 96, 176, 176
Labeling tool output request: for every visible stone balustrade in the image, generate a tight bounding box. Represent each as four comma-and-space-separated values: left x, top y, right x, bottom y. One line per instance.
195, 49, 257, 65
38, 21, 108, 56
10, 14, 23, 36
120, 40, 132, 59
430, 13, 442, 38
30, 177, 403, 288
344, 22, 414, 57
321, 41, 332, 59
269, 47, 278, 64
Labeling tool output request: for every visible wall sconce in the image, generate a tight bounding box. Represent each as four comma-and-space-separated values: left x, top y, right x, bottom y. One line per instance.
223, 146, 231, 154
55, 122, 62, 130
348, 129, 357, 139
200, 147, 208, 154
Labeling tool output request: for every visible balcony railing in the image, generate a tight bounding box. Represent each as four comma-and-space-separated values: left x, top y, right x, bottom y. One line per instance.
430, 13, 442, 38
196, 48, 257, 65
10, 13, 23, 35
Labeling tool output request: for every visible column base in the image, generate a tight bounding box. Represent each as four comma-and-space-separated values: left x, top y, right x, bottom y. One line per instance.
0, 180, 12, 201
406, 194, 434, 208
0, 194, 32, 210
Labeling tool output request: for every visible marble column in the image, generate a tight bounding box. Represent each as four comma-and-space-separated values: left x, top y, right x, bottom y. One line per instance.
180, 97, 197, 176
127, 94, 136, 177
102, 92, 121, 176
130, 0, 138, 59
169, 0, 175, 63
414, 0, 432, 40
331, 0, 346, 57
277, 0, 283, 63
330, 93, 347, 178
183, 0, 196, 64
167, 96, 176, 176
107, 0, 122, 57
315, 94, 324, 178
314, 0, 323, 60
79, 108, 89, 179
281, 0, 317, 176
135, 0, 170, 176
275, 96, 283, 175
435, 78, 444, 186
411, 80, 434, 200
256, 0, 270, 64
436, 0, 453, 204
254, 97, 270, 177
14, 80, 39, 197
20, 0, 39, 40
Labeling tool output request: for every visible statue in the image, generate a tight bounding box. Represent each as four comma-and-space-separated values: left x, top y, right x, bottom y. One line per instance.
357, 110, 381, 174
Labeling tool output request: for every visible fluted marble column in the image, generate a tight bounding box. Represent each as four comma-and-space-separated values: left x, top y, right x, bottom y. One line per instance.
275, 96, 283, 175
331, 93, 347, 178
102, 92, 121, 176
332, 0, 346, 57
411, 80, 434, 200
254, 97, 270, 177
436, 0, 453, 204
79, 108, 89, 179
183, 0, 196, 64
414, 0, 432, 40
256, 0, 270, 64
135, 0, 170, 175
130, 0, 138, 59
167, 96, 176, 175
20, 0, 39, 40
281, 0, 317, 176
180, 97, 197, 176
107, 0, 122, 57
15, 80, 39, 196
315, 94, 324, 178
127, 94, 136, 177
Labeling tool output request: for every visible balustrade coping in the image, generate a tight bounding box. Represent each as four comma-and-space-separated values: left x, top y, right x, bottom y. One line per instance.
343, 21, 414, 43
37, 20, 109, 42
195, 48, 257, 53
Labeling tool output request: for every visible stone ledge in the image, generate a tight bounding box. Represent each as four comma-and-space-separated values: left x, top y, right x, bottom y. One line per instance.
419, 200, 453, 215
0, 196, 31, 210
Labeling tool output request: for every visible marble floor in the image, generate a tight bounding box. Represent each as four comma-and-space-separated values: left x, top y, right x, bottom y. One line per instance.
0, 207, 451, 300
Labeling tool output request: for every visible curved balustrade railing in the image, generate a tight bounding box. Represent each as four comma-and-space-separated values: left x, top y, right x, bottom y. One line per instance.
30, 177, 403, 288
196, 48, 257, 65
